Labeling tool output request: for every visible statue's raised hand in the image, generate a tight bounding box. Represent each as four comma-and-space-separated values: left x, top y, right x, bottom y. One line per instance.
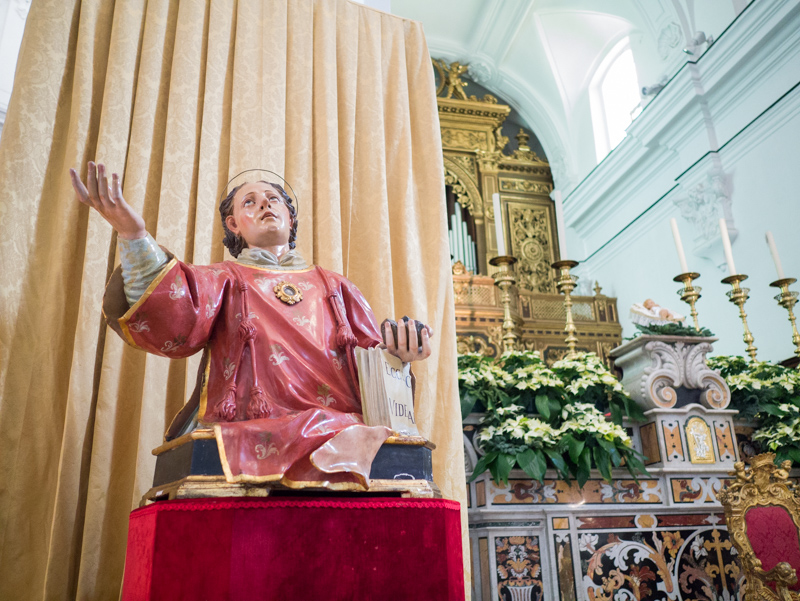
70, 162, 146, 240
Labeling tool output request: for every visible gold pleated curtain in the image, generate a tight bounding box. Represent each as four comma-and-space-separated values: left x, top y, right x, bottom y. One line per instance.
0, 1, 467, 598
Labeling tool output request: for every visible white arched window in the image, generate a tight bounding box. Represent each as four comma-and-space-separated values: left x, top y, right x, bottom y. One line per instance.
589, 37, 641, 162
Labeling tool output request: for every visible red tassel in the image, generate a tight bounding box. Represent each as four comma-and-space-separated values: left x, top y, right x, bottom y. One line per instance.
238, 320, 257, 342
213, 385, 238, 421
336, 323, 357, 349
246, 386, 273, 420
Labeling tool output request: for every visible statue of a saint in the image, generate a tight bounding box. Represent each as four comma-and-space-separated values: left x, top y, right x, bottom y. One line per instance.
70, 163, 433, 490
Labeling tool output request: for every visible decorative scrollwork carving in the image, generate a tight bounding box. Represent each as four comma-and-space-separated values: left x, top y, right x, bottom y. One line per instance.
445, 171, 471, 211
682, 343, 730, 408
509, 206, 555, 294
456, 335, 495, 357
443, 157, 483, 218
638, 340, 731, 410
493, 125, 508, 154
449, 155, 477, 179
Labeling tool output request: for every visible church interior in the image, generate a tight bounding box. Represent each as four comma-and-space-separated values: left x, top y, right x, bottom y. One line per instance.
1, 0, 800, 600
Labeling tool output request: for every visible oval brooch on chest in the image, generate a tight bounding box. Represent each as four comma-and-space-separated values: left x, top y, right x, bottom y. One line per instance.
274, 281, 303, 305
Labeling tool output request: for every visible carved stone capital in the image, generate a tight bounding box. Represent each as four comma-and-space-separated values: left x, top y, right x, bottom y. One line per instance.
610, 336, 731, 410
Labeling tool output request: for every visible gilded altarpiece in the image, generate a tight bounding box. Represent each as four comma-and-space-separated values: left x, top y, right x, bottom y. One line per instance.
434, 60, 623, 365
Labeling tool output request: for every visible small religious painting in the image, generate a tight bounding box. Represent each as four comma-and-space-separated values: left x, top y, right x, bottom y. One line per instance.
685, 417, 715, 464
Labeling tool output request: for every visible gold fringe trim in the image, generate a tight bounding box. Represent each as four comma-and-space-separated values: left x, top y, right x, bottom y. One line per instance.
236, 262, 315, 274
152, 429, 215, 456
118, 258, 179, 348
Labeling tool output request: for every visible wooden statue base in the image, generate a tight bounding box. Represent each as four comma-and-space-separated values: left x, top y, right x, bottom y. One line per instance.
142, 429, 439, 505
142, 475, 440, 504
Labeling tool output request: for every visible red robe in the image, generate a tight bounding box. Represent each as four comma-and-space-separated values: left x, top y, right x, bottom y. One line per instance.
106, 257, 391, 489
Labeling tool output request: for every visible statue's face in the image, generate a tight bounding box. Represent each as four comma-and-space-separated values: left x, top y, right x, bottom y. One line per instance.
226, 182, 293, 250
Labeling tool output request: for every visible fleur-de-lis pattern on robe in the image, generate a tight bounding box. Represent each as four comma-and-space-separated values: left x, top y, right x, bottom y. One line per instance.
113, 257, 391, 487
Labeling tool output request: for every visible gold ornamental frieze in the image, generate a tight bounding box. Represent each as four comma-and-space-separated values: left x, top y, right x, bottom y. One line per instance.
500, 178, 553, 196
441, 127, 491, 152
499, 164, 552, 177
437, 100, 511, 121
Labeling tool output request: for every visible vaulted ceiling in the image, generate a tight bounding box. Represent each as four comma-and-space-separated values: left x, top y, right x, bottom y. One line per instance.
390, 0, 742, 191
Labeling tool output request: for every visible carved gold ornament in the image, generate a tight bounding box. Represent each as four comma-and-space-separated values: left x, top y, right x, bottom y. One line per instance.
718, 453, 800, 601
685, 417, 715, 464
274, 281, 303, 305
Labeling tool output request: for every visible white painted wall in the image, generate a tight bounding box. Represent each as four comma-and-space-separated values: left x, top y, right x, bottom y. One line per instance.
565, 0, 800, 362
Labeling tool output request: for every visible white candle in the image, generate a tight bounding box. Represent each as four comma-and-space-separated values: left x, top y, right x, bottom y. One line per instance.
492, 193, 506, 256
766, 231, 786, 280
719, 218, 737, 276
670, 218, 689, 273
554, 190, 568, 260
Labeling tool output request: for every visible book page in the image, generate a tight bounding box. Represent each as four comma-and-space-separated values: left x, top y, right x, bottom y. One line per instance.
378, 350, 419, 436
355, 347, 371, 425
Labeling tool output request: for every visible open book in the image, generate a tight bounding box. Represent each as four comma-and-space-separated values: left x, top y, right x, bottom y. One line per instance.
355, 347, 419, 437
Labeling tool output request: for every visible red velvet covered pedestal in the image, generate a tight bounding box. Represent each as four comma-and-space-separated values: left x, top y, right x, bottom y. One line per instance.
121, 497, 464, 601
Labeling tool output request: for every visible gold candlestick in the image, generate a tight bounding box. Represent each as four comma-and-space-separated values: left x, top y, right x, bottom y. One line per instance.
770, 277, 800, 359
552, 260, 580, 358
673, 272, 702, 331
489, 255, 519, 353
721, 274, 758, 361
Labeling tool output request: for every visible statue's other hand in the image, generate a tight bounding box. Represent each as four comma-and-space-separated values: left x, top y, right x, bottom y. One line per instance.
70, 162, 147, 240
383, 318, 433, 363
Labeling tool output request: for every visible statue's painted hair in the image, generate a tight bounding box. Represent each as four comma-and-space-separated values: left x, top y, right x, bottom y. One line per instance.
219, 181, 298, 257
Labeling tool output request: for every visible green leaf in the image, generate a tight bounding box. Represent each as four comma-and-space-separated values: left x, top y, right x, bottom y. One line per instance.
624, 453, 648, 481
609, 403, 623, 425
516, 448, 547, 482
548, 397, 562, 420
563, 434, 585, 464
634, 322, 714, 337
577, 448, 592, 488
493, 453, 516, 486
535, 394, 551, 420
596, 438, 622, 466
760, 404, 784, 416
786, 447, 800, 465
544, 449, 569, 479
468, 451, 497, 482
621, 395, 645, 422
593, 446, 612, 482
460, 390, 478, 419
597, 437, 615, 454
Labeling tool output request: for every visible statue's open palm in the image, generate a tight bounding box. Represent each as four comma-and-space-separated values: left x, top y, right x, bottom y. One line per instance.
70, 162, 146, 240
